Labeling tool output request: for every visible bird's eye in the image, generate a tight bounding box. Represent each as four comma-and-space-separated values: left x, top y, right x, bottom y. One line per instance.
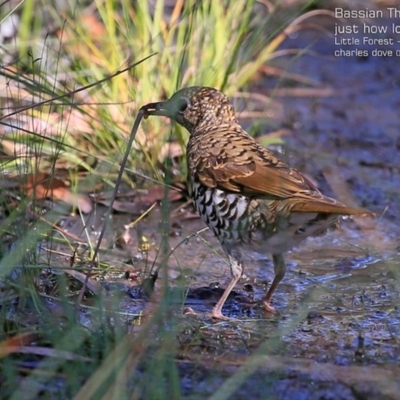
177, 97, 189, 112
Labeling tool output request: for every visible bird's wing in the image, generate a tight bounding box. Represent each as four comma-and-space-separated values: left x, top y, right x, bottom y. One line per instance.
193, 128, 316, 197
192, 128, 371, 215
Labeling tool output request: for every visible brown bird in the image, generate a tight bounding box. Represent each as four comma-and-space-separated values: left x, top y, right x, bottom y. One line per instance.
141, 87, 373, 320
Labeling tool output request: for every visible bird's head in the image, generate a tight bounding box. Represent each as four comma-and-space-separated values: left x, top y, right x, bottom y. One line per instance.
141, 86, 238, 133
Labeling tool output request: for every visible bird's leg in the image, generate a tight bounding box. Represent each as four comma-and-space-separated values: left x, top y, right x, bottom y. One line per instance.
263, 254, 286, 313
211, 249, 243, 320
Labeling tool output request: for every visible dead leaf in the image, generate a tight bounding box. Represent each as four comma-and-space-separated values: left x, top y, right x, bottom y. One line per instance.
95, 183, 184, 214
158, 142, 184, 163
0, 332, 38, 358
135, 184, 184, 205
64, 269, 106, 297
22, 173, 93, 213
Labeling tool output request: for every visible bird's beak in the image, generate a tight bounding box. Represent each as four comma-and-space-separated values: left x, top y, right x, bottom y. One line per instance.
140, 101, 170, 119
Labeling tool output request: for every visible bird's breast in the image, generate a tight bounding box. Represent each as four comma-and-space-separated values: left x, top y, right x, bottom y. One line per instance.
190, 181, 254, 241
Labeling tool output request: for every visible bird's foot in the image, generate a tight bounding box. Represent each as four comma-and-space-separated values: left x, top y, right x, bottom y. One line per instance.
208, 310, 231, 321
263, 301, 277, 314
183, 307, 231, 320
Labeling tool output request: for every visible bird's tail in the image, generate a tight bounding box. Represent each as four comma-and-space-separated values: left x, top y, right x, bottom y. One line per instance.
291, 200, 375, 217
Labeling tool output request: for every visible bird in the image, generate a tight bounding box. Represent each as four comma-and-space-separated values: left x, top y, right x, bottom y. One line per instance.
140, 86, 374, 320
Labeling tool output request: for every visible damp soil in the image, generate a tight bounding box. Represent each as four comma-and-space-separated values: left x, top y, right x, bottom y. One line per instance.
14, 7, 400, 400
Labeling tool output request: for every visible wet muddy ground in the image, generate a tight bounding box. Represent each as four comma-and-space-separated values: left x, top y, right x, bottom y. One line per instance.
28, 8, 400, 400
